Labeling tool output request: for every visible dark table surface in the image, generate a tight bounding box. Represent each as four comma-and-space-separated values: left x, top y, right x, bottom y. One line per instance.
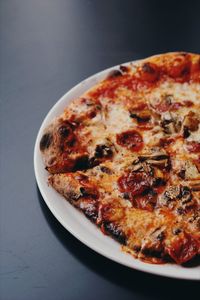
1, 0, 200, 299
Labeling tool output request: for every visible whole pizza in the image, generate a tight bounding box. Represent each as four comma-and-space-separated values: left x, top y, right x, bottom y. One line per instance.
40, 52, 200, 264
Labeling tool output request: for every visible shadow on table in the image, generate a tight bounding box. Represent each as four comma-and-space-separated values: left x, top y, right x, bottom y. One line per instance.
37, 187, 199, 299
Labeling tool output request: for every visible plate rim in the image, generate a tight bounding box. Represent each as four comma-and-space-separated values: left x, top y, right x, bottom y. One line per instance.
34, 58, 200, 281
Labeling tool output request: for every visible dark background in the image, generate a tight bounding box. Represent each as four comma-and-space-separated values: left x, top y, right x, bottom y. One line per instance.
1, 0, 200, 299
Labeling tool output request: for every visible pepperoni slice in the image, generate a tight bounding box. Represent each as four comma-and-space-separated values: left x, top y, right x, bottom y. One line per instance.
118, 172, 149, 197
133, 191, 157, 211
166, 233, 198, 264
159, 137, 176, 148
155, 101, 170, 113
187, 142, 200, 153
118, 172, 158, 211
170, 102, 183, 111
183, 100, 193, 107
165, 55, 191, 82
116, 130, 143, 152
139, 62, 160, 83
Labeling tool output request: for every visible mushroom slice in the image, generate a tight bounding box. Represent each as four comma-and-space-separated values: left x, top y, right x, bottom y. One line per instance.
140, 227, 166, 260
138, 153, 170, 169
182, 111, 200, 138
177, 159, 200, 180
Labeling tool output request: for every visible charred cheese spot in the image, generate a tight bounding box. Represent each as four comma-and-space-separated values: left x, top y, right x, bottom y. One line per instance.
80, 198, 99, 222
107, 69, 123, 79
40, 133, 53, 151
102, 222, 126, 245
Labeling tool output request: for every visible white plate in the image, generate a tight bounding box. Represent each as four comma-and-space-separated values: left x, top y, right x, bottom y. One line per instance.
34, 60, 200, 280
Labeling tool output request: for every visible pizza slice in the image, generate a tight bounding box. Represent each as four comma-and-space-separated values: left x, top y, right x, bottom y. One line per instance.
40, 52, 200, 264
49, 167, 200, 264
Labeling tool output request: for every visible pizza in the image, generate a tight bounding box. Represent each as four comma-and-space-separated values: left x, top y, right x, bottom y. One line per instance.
40, 52, 200, 264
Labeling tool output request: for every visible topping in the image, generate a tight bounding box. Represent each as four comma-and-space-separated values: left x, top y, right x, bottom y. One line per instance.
182, 111, 200, 138
118, 169, 158, 211
188, 211, 200, 229
183, 111, 199, 132
140, 62, 160, 82
116, 130, 143, 152
94, 144, 113, 159
190, 182, 200, 192
165, 54, 191, 82
47, 154, 98, 173
100, 166, 112, 174
141, 227, 165, 258
118, 172, 149, 197
155, 94, 173, 113
159, 137, 175, 148
130, 111, 151, 123
170, 102, 183, 111
177, 186, 192, 204
79, 186, 99, 199
166, 233, 198, 264
137, 153, 170, 170
160, 185, 193, 210
162, 186, 180, 204
134, 189, 157, 211
179, 160, 200, 180
187, 142, 200, 153
160, 112, 180, 134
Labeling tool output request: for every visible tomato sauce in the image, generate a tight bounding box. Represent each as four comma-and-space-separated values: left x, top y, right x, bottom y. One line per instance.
89, 54, 199, 101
